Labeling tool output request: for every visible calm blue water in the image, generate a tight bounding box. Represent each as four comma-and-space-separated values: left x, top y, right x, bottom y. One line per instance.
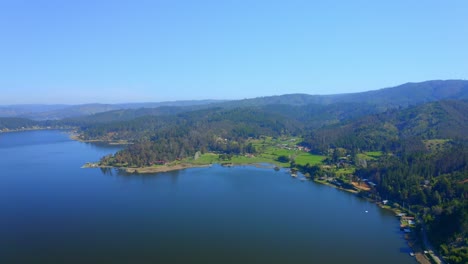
0, 130, 415, 264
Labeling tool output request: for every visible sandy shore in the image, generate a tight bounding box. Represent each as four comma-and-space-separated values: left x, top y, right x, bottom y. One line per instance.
70, 133, 129, 145
82, 162, 212, 174
351, 181, 371, 191
123, 164, 211, 174
123, 162, 279, 174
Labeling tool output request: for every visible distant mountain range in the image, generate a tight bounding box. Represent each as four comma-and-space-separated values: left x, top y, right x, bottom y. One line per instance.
0, 100, 225, 120
216, 80, 468, 108
1, 80, 467, 120
2, 80, 466, 262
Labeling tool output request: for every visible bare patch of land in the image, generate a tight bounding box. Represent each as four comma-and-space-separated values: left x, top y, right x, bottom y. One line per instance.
351, 181, 371, 191
124, 163, 211, 174
70, 134, 129, 145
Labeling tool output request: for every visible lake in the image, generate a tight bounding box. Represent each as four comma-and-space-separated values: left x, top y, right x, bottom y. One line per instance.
0, 130, 415, 263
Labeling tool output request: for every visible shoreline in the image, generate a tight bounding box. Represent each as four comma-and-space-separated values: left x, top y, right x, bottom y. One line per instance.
310, 179, 437, 264
74, 134, 437, 264
123, 163, 212, 174
83, 158, 435, 263
82, 162, 281, 174
69, 134, 130, 145
0, 127, 67, 134
82, 161, 213, 174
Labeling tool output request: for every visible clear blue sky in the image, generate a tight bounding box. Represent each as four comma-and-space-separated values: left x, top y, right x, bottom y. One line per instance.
1, 0, 467, 104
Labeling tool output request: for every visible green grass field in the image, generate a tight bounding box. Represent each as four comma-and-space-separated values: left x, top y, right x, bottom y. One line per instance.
189, 153, 219, 164
365, 151, 383, 158
295, 153, 326, 166
358, 151, 383, 160
183, 136, 325, 168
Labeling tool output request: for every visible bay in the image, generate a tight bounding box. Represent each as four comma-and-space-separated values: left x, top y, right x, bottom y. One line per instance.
0, 130, 415, 263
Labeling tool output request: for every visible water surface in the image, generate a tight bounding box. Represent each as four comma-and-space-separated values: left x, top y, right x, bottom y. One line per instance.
0, 130, 415, 263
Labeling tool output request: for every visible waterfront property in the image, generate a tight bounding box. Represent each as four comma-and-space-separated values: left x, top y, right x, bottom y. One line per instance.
0, 131, 416, 264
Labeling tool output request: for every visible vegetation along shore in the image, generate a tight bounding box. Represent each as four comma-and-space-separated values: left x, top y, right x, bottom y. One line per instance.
2, 80, 467, 263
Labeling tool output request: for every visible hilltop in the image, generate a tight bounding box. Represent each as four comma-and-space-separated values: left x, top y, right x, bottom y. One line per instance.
1, 80, 467, 120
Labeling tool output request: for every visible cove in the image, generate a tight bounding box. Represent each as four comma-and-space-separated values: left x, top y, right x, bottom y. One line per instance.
0, 130, 415, 263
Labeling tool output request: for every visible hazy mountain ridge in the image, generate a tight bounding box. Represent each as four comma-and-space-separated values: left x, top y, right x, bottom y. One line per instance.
63, 106, 191, 125
218, 80, 468, 108
302, 99, 468, 153
337, 80, 468, 106
0, 100, 225, 120
1, 80, 466, 120
2, 83, 466, 262
0, 104, 68, 118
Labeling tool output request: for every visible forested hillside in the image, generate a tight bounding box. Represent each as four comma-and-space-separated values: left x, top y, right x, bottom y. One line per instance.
77, 100, 467, 264
0, 100, 223, 120
302, 100, 468, 263
86, 107, 302, 167
0, 117, 39, 130
213, 80, 468, 108
2, 80, 467, 120
302, 100, 468, 153
1, 81, 466, 263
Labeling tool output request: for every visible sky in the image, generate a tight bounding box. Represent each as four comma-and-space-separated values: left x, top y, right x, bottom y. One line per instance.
0, 0, 467, 104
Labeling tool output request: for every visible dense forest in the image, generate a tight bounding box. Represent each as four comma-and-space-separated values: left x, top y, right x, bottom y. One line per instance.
301, 100, 468, 263
84, 99, 468, 263
1, 82, 467, 263
301, 100, 468, 153
94, 107, 301, 167
353, 143, 467, 263
0, 117, 39, 130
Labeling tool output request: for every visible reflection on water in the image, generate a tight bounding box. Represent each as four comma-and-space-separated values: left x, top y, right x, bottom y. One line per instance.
100, 167, 114, 175
0, 131, 416, 264
98, 166, 183, 187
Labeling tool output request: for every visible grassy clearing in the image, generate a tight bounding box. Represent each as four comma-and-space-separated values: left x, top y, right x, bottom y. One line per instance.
295, 153, 326, 166
365, 151, 383, 158
228, 155, 278, 165
357, 153, 375, 161
358, 151, 383, 160
181, 137, 325, 168
260, 146, 325, 166
185, 152, 288, 167
190, 153, 219, 165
